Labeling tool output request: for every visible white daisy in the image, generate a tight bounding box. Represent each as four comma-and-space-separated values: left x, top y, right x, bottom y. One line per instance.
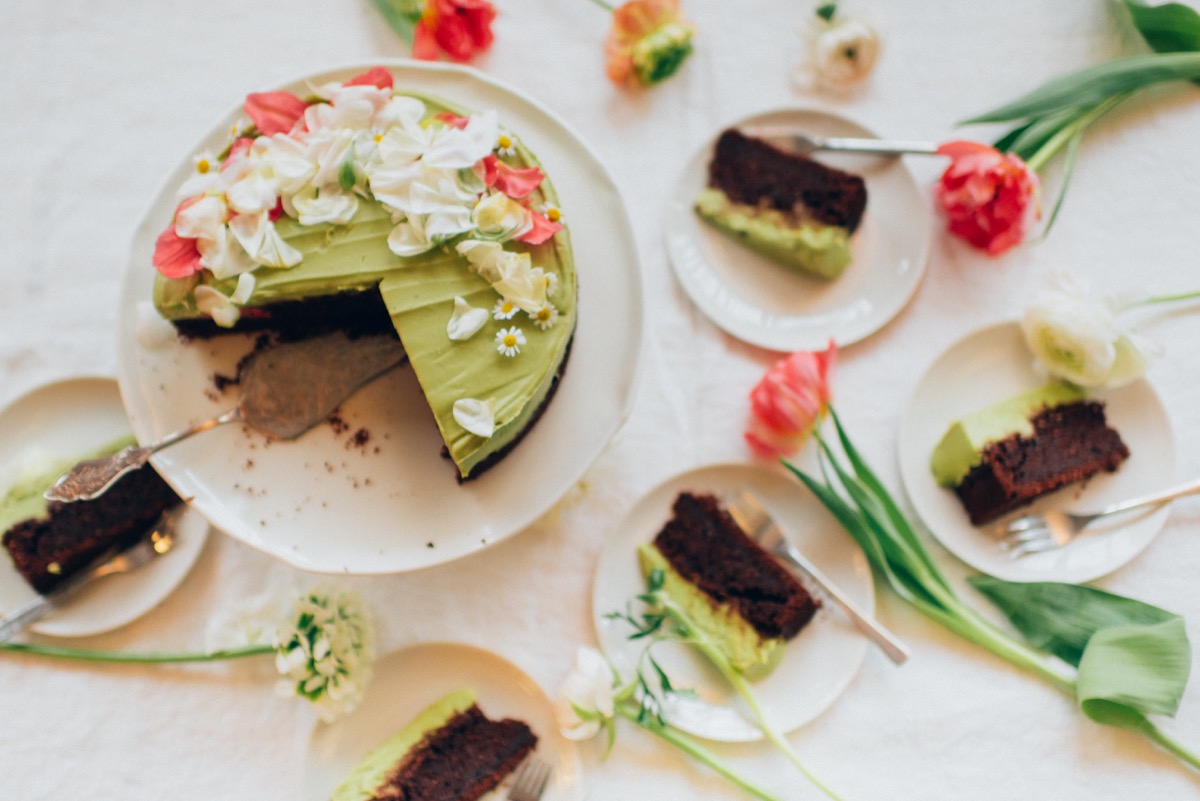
495, 326, 526, 358
530, 302, 559, 331
492, 298, 518, 320
495, 132, 517, 156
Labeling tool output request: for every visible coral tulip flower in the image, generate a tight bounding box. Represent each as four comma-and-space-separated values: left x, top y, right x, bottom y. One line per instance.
935, 140, 1040, 256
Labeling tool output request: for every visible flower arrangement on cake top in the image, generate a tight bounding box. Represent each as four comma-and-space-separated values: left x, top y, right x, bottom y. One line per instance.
152, 67, 563, 333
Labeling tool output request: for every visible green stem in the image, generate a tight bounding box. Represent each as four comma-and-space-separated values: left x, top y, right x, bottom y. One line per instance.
1124, 289, 1200, 309
655, 595, 842, 800
586, 0, 616, 11
1024, 93, 1130, 172
1145, 719, 1200, 772
615, 703, 784, 801
0, 642, 273, 664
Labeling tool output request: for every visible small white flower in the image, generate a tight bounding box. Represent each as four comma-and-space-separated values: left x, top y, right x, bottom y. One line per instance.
1021, 274, 1158, 388
539, 202, 563, 225
554, 646, 618, 741
492, 298, 518, 320
272, 585, 374, 723
802, 13, 880, 91
177, 150, 221, 198
195, 273, 256, 328
453, 397, 496, 438
495, 326, 526, 358
529, 302, 559, 331
447, 296, 489, 341
495, 132, 517, 157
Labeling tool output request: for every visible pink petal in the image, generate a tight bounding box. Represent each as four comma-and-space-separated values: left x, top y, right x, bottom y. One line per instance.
515, 212, 562, 245
244, 91, 308, 136
152, 226, 202, 279
435, 111, 471, 130
344, 66, 393, 90
412, 20, 440, 60
492, 161, 544, 199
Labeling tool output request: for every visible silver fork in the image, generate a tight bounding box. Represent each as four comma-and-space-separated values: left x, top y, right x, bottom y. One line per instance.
726, 490, 910, 665
995, 476, 1200, 559
739, 126, 940, 157
507, 756, 552, 801
0, 507, 182, 642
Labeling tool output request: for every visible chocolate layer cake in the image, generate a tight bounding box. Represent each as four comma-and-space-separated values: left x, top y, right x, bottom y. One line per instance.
708, 129, 867, 232
953, 401, 1130, 526
332, 689, 537, 801
3, 464, 181, 594
639, 492, 819, 674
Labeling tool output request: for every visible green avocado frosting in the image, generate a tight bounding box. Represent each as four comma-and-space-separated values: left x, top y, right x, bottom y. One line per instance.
929, 381, 1087, 487
638, 541, 785, 678
152, 91, 576, 480
0, 435, 136, 534
693, 187, 852, 279
331, 688, 477, 801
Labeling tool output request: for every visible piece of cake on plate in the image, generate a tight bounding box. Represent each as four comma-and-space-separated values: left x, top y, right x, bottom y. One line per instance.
638, 492, 820, 677
930, 381, 1130, 526
149, 66, 575, 482
331, 689, 537, 801
1, 437, 182, 594
693, 128, 867, 279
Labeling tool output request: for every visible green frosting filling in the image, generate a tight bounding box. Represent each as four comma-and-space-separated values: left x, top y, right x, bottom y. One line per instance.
331, 688, 477, 801
0, 435, 136, 533
153, 92, 576, 479
693, 187, 852, 279
929, 381, 1087, 487
638, 542, 785, 678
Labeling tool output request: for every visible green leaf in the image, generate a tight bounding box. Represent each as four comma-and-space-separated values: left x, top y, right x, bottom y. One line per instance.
369, 0, 421, 46
338, 159, 357, 192
960, 51, 1200, 124
1125, 1, 1200, 53
1078, 618, 1192, 720
969, 576, 1179, 666
816, 2, 838, 22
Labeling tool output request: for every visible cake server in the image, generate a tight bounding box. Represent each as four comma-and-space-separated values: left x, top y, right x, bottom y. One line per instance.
44, 331, 407, 504
727, 489, 911, 665
738, 126, 940, 157
0, 507, 181, 643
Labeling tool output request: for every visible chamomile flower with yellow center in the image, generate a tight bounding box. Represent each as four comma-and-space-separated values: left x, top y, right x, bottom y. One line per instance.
495, 133, 516, 156
530, 302, 559, 331
492, 298, 518, 320
177, 150, 222, 199
539, 201, 563, 224
495, 326, 526, 358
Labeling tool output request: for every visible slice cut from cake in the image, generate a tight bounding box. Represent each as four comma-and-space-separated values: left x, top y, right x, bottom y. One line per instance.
150, 69, 575, 481
930, 382, 1131, 525
1, 437, 183, 594
694, 128, 867, 279
639, 492, 820, 676
331, 689, 538, 801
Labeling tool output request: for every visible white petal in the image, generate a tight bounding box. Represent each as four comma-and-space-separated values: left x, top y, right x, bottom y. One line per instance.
228, 211, 303, 268
453, 398, 495, 438
387, 218, 432, 257
447, 297, 489, 341
291, 187, 359, 226
175, 196, 228, 240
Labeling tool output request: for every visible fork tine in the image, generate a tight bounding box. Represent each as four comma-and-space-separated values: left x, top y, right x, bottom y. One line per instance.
508, 757, 552, 801
999, 527, 1051, 549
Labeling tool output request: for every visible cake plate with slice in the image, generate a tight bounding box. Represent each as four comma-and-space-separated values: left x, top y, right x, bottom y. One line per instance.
115, 60, 642, 575
897, 321, 1176, 583
665, 107, 932, 353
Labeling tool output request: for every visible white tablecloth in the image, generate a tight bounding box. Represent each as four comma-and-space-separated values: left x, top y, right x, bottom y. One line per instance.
4, 1, 1200, 798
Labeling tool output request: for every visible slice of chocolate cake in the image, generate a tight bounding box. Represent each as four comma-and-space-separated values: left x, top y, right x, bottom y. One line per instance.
639, 492, 820, 676
2, 459, 182, 595
694, 128, 868, 279
930, 383, 1130, 526
332, 689, 537, 801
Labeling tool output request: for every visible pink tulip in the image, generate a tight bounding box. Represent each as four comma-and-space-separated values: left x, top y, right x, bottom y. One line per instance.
935, 140, 1039, 256
413, 0, 496, 62
745, 342, 836, 458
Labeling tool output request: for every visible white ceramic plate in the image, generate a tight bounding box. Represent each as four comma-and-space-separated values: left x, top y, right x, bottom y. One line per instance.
665, 108, 930, 352
592, 463, 872, 742
305, 642, 581, 801
0, 377, 208, 637
898, 322, 1175, 583
116, 61, 642, 575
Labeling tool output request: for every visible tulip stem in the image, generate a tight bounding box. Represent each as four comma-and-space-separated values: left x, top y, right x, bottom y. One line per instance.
1123, 290, 1200, 310
0, 641, 273, 664
587, 0, 616, 11
1024, 93, 1129, 173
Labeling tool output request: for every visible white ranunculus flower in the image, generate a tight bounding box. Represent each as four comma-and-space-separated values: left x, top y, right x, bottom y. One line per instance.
1020, 275, 1157, 388
289, 186, 359, 226
472, 192, 533, 241
228, 211, 304, 269
554, 646, 617, 741
807, 17, 880, 90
